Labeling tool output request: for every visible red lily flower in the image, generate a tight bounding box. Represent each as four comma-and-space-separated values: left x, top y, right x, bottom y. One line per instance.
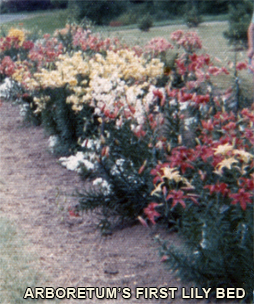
241, 108, 254, 123
148, 114, 157, 129
101, 146, 110, 158
204, 183, 229, 196
153, 89, 166, 106
201, 119, 214, 132
194, 145, 214, 162
175, 59, 187, 75
244, 129, 254, 144
166, 190, 187, 208
229, 188, 253, 210
193, 94, 210, 105
236, 61, 247, 71
178, 89, 194, 102
217, 136, 244, 149
144, 202, 161, 225
211, 154, 224, 168
134, 125, 146, 138
168, 146, 195, 174
199, 133, 214, 145
240, 178, 254, 192
214, 111, 236, 123
222, 122, 237, 132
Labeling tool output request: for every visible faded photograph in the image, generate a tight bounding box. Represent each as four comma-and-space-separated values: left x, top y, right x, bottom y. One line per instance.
0, 1, 253, 303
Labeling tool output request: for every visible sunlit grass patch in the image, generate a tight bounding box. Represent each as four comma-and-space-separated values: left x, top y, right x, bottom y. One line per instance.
0, 217, 44, 303
2, 10, 69, 35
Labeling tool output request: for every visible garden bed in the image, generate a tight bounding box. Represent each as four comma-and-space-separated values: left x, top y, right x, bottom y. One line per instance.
0, 20, 253, 303
0, 101, 238, 304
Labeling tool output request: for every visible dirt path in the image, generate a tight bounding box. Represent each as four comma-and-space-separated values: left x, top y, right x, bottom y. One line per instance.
0, 101, 234, 304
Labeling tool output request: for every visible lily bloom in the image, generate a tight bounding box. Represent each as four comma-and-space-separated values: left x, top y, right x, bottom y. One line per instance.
229, 188, 253, 210
144, 202, 161, 225
166, 190, 188, 208
241, 108, 254, 123
204, 183, 229, 196
236, 61, 247, 71
240, 178, 254, 192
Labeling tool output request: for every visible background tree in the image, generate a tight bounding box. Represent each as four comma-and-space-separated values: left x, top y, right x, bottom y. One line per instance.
224, 0, 253, 46
153, 1, 187, 19
68, 0, 129, 25
1, 0, 51, 12
184, 0, 202, 28
199, 0, 230, 15
50, 0, 68, 9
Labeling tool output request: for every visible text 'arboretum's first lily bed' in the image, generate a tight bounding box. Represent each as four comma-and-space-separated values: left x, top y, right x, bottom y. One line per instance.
0, 24, 253, 302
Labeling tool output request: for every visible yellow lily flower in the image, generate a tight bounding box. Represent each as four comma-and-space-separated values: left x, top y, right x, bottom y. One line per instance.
213, 143, 233, 156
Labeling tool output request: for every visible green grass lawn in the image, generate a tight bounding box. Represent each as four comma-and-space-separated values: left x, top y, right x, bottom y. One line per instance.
1, 9, 227, 35
1, 9, 69, 35
0, 217, 39, 303
0, 216, 58, 304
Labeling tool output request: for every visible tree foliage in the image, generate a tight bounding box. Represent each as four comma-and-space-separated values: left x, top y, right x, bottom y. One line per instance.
1, 0, 51, 12
50, 0, 68, 9
68, 0, 129, 25
224, 0, 253, 45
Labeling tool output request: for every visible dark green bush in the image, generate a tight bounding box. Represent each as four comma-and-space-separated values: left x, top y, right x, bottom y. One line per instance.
50, 0, 68, 9
1, 0, 51, 12
153, 1, 186, 18
184, 6, 203, 28
68, 0, 128, 25
199, 0, 229, 15
224, 0, 253, 46
138, 14, 153, 32
116, 11, 140, 26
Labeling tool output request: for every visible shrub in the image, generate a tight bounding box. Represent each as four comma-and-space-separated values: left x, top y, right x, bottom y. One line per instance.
50, 0, 68, 9
153, 1, 186, 18
116, 11, 140, 26
2, 0, 51, 12
199, 0, 229, 15
68, 0, 128, 25
109, 21, 123, 27
138, 14, 153, 32
224, 0, 253, 46
184, 6, 203, 28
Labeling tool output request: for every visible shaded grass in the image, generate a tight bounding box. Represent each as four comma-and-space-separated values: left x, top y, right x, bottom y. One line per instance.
2, 9, 227, 35
1, 9, 69, 35
0, 217, 55, 304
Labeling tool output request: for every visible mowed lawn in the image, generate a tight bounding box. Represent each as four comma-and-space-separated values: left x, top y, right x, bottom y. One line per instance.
0, 217, 41, 304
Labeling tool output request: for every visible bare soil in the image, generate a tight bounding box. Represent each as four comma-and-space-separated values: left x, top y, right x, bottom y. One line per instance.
0, 101, 235, 304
